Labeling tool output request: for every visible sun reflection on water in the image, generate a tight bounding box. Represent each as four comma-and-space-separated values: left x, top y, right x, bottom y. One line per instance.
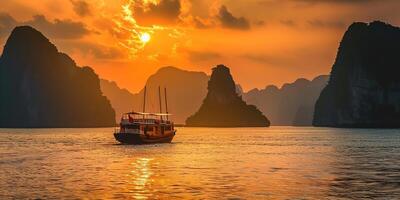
130, 158, 154, 199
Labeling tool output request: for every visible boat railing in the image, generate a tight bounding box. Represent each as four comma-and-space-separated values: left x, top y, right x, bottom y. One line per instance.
121, 118, 160, 124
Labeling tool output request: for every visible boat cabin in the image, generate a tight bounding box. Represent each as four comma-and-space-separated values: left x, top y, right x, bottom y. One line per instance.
118, 112, 174, 137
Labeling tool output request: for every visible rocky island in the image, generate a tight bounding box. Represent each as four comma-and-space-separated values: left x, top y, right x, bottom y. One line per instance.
186, 65, 270, 127
0, 26, 115, 127
313, 21, 400, 127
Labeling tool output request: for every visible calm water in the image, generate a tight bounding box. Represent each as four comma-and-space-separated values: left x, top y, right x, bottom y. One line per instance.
0, 127, 400, 199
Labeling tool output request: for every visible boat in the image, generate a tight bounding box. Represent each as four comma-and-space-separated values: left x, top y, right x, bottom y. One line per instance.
114, 87, 176, 144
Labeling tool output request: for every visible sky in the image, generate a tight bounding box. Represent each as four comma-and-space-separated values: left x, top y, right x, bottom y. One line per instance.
0, 0, 400, 93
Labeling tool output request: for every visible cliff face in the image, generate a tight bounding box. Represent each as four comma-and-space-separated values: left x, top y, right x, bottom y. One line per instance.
101, 67, 209, 124
0, 26, 115, 127
313, 21, 400, 127
186, 65, 270, 127
243, 75, 328, 126
133, 67, 209, 124
100, 79, 136, 123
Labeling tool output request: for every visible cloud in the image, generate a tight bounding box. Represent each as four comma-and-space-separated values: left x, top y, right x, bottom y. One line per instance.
78, 43, 124, 59
307, 19, 346, 29
218, 5, 250, 30
134, 0, 181, 25
186, 50, 222, 62
193, 17, 211, 29
88, 46, 123, 60
0, 13, 90, 39
70, 0, 92, 17
27, 15, 90, 39
280, 19, 297, 27
254, 20, 266, 26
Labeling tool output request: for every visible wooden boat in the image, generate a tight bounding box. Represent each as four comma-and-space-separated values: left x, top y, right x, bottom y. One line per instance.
114, 87, 176, 144
114, 112, 176, 144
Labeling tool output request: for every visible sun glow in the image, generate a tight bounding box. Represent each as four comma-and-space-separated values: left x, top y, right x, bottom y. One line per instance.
140, 32, 151, 43
118, 0, 185, 58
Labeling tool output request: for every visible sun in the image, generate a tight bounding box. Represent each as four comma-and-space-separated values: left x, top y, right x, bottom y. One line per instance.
139, 32, 151, 44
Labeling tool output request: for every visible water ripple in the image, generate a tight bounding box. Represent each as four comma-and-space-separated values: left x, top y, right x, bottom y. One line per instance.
0, 127, 399, 199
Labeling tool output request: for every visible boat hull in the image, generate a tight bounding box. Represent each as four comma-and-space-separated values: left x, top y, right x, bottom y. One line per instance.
114, 132, 175, 145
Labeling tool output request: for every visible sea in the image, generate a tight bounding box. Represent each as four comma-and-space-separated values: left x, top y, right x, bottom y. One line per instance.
0, 127, 399, 199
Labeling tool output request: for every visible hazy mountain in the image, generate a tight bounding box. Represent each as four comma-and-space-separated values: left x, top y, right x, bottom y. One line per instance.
186, 65, 270, 127
134, 66, 209, 124
0, 26, 115, 127
101, 66, 209, 124
100, 79, 135, 122
101, 66, 246, 124
243, 75, 329, 126
101, 66, 327, 126
314, 21, 400, 127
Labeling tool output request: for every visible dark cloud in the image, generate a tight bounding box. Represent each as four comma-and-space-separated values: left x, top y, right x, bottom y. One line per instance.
134, 0, 181, 25
0, 13, 90, 39
80, 44, 123, 60
218, 5, 250, 30
307, 19, 346, 29
62, 41, 124, 60
186, 50, 222, 62
27, 15, 90, 39
0, 13, 17, 37
70, 0, 92, 17
280, 19, 297, 27
89, 46, 123, 60
254, 20, 266, 26
193, 17, 210, 29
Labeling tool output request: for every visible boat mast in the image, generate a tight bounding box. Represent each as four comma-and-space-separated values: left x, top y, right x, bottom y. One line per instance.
158, 86, 163, 121
164, 87, 169, 121
143, 86, 147, 119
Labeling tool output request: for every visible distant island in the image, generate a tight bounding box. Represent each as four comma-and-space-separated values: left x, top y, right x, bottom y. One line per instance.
185, 65, 270, 127
0, 26, 115, 128
100, 79, 137, 123
101, 66, 326, 126
243, 75, 328, 126
101, 66, 209, 124
314, 21, 400, 128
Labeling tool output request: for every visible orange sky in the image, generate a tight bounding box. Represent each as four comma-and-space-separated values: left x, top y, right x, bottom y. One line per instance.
1, 0, 400, 93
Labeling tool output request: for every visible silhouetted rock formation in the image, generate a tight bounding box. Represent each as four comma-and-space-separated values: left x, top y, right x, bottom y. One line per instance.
186, 65, 270, 127
100, 79, 135, 123
101, 65, 326, 126
243, 75, 328, 126
313, 21, 400, 127
0, 26, 115, 127
292, 105, 314, 126
101, 67, 245, 124
122, 67, 209, 124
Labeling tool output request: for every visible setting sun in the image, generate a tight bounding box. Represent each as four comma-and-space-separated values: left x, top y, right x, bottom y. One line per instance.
140, 32, 151, 44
